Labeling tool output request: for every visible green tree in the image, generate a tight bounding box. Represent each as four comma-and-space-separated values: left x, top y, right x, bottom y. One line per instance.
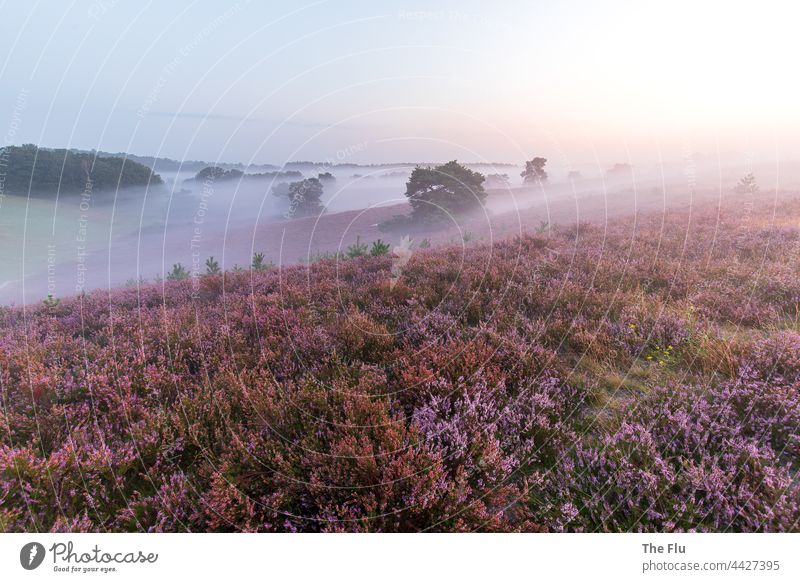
346, 236, 369, 258
251, 252, 271, 270
369, 239, 391, 256
42, 294, 60, 310
205, 256, 221, 275
404, 160, 486, 223
274, 178, 325, 218
0, 144, 161, 197
167, 263, 190, 280
521, 157, 548, 183
194, 166, 244, 182
734, 173, 759, 195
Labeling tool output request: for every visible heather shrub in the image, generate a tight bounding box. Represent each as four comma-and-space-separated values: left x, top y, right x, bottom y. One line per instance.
542, 375, 800, 532
745, 331, 800, 382
3, 197, 800, 532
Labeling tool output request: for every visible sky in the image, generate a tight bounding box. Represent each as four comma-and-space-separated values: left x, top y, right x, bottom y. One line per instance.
1, 0, 799, 168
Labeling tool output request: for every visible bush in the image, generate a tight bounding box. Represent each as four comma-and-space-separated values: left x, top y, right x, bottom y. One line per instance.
542, 375, 800, 532
745, 331, 800, 381
369, 239, 391, 256
167, 263, 190, 280
251, 252, 271, 271
205, 256, 221, 275
378, 213, 413, 232
346, 236, 369, 258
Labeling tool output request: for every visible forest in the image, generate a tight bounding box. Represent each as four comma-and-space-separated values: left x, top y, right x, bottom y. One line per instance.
0, 144, 161, 196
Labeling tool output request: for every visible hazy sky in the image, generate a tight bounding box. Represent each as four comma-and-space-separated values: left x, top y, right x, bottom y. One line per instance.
1, 0, 798, 167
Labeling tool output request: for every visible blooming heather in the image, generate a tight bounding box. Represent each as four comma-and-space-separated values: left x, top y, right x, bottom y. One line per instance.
1, 197, 799, 531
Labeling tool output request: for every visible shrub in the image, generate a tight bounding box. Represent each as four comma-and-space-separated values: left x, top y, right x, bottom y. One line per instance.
251, 252, 270, 271
541, 368, 800, 532
205, 256, 221, 275
167, 263, 190, 280
378, 213, 413, 232
369, 239, 391, 256
346, 236, 369, 258
745, 331, 800, 382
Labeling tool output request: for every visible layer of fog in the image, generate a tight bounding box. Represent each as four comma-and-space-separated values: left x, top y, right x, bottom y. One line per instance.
0, 166, 414, 305
3, 157, 800, 306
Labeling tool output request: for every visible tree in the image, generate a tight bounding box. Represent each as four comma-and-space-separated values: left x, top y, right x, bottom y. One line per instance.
317, 171, 335, 183
346, 236, 369, 258
369, 239, 391, 256
205, 256, 221, 275
42, 294, 60, 310
167, 263, 190, 280
251, 252, 271, 270
404, 160, 486, 223
274, 178, 325, 218
735, 173, 759, 195
521, 157, 548, 183
0, 144, 161, 197
567, 170, 582, 181
194, 166, 243, 182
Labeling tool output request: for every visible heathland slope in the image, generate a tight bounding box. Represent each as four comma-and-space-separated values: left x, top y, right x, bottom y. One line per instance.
0, 144, 162, 196
1, 195, 798, 532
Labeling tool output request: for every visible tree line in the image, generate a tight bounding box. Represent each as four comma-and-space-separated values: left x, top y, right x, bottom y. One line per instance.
0, 144, 162, 196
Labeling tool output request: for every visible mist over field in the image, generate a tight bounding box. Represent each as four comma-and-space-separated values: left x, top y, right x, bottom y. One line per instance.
3, 153, 799, 305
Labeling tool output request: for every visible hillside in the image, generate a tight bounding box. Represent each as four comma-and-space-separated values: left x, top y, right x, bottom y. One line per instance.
0, 195, 798, 532
0, 144, 162, 196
